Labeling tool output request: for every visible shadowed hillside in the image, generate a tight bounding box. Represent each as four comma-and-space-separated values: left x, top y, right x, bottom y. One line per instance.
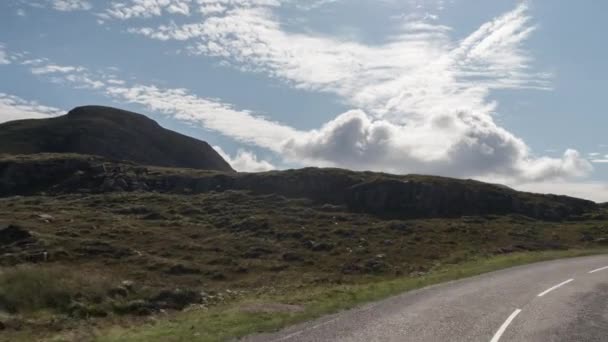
0, 154, 598, 221
0, 106, 234, 172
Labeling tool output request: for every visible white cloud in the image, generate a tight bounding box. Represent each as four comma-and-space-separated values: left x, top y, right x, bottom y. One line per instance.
121, 3, 588, 182
101, 0, 195, 20
0, 44, 10, 65
101, 0, 337, 20
214, 146, 275, 172
50, 0, 92, 11
13, 0, 92, 12
31, 64, 84, 74
104, 84, 298, 149
27, 63, 105, 89
0, 93, 64, 123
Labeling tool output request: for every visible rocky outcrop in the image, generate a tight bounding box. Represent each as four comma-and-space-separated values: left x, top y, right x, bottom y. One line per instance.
344, 179, 595, 220
0, 225, 33, 245
0, 154, 598, 220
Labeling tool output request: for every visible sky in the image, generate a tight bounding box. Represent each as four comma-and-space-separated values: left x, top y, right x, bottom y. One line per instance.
0, 0, 607, 202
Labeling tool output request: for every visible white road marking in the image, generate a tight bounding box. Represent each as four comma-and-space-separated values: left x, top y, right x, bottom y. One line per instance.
537, 278, 574, 297
589, 266, 608, 274
490, 309, 522, 342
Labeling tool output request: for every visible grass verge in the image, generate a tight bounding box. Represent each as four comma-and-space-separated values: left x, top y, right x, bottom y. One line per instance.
98, 248, 607, 342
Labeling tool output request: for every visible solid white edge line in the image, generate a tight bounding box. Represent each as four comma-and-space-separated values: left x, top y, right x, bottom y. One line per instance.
589, 266, 608, 274
270, 317, 340, 342
490, 309, 522, 342
537, 278, 574, 297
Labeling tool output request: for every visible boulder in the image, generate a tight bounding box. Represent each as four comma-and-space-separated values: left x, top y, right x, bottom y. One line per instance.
151, 289, 205, 310
0, 225, 32, 245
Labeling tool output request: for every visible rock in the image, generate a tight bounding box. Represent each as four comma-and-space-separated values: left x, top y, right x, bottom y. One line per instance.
121, 280, 135, 291
68, 302, 108, 318
0, 225, 33, 245
75, 240, 134, 259
114, 300, 153, 316
282, 252, 303, 262
142, 212, 168, 220
364, 257, 388, 273
115, 178, 129, 190
37, 214, 55, 221
341, 263, 362, 274
23, 251, 48, 263
241, 247, 273, 259
108, 287, 129, 298
594, 237, 608, 245
303, 240, 334, 252
152, 289, 204, 310
165, 264, 201, 275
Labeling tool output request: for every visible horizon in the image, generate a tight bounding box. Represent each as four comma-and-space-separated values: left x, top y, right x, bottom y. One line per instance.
1, 0, 607, 202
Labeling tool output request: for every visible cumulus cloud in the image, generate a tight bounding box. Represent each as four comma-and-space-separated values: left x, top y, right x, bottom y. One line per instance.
0, 93, 63, 123
214, 146, 275, 172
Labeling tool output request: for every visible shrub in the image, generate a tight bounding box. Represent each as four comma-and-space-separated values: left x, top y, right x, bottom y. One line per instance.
0, 266, 72, 313
0, 265, 109, 314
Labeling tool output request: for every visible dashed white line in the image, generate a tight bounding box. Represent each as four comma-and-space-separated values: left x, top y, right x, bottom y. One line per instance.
537, 278, 574, 297
589, 266, 608, 274
490, 309, 522, 342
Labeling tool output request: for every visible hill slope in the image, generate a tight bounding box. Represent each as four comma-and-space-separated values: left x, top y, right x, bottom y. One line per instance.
0, 153, 606, 340
0, 106, 234, 172
0, 154, 598, 220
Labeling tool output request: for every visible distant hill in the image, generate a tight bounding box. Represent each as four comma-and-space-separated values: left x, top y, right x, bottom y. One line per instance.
0, 106, 234, 172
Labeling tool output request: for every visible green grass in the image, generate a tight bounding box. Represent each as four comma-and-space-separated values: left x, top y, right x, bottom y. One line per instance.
0, 265, 113, 316
98, 248, 607, 342
1, 190, 606, 341
0, 266, 73, 314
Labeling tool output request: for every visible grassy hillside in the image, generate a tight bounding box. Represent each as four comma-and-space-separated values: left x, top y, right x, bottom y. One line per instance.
0, 154, 606, 341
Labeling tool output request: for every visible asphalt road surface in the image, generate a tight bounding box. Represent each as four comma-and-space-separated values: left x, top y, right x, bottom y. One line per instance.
243, 255, 608, 342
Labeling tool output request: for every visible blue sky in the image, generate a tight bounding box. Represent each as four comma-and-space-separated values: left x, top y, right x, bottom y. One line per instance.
1, 0, 607, 201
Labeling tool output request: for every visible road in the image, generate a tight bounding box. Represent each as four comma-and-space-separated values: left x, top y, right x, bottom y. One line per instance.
242, 255, 608, 342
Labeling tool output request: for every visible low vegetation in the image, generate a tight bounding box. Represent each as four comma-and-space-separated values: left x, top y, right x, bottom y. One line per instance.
0, 154, 606, 341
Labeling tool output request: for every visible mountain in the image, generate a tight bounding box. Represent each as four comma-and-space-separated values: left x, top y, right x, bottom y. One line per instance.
0, 105, 234, 172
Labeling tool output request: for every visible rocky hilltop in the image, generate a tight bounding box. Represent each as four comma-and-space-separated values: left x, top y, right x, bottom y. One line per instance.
0, 154, 597, 221
0, 106, 234, 172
